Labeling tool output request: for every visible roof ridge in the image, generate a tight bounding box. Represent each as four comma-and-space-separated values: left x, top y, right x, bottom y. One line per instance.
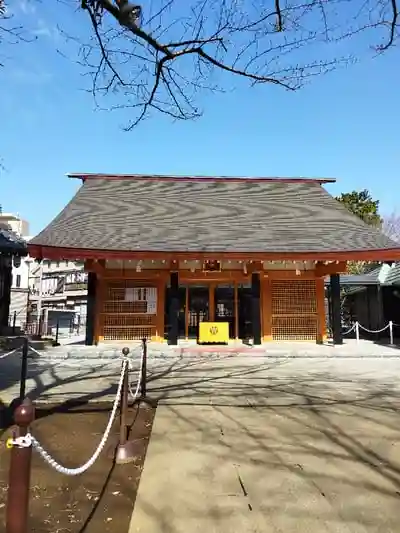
66, 173, 336, 184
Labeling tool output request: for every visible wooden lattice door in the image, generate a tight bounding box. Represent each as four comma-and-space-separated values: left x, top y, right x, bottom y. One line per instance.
271, 280, 317, 340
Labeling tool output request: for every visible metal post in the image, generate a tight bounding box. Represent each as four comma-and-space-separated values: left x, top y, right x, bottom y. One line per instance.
19, 337, 29, 402
25, 259, 32, 334
12, 311, 17, 334
115, 347, 136, 465
355, 321, 360, 344
389, 321, 394, 345
55, 319, 60, 345
141, 337, 147, 399
6, 399, 35, 533
119, 350, 129, 447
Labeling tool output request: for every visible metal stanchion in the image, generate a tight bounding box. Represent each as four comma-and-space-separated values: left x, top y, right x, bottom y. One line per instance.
19, 337, 29, 403
53, 319, 60, 347
115, 347, 136, 465
12, 311, 17, 335
141, 337, 147, 399
6, 399, 35, 533
389, 321, 394, 345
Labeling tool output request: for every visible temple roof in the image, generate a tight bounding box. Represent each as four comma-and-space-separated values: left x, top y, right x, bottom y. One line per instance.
29, 176, 400, 260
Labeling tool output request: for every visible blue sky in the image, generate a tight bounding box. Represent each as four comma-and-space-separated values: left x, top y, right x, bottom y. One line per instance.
1, 1, 399, 236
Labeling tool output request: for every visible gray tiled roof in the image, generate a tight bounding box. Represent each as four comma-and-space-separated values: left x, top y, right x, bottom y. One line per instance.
324, 271, 380, 286
30, 177, 400, 254
384, 263, 400, 285
0, 225, 27, 255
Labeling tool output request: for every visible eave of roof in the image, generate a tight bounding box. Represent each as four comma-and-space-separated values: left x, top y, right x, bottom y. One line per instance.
324, 273, 380, 286
27, 246, 400, 262
66, 173, 337, 184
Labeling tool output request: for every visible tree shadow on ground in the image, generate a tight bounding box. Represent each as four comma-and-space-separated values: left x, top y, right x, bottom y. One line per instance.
133, 358, 400, 531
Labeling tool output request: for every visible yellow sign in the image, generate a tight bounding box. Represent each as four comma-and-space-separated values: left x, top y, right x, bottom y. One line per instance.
198, 322, 229, 344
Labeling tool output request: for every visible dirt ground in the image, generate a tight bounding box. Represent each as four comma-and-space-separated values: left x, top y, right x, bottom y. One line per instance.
0, 401, 156, 533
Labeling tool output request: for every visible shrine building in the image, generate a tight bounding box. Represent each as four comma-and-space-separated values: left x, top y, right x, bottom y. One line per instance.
28, 174, 400, 346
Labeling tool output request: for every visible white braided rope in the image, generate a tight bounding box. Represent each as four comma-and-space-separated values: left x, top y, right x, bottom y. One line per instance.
128, 347, 145, 402
358, 322, 390, 334
29, 359, 128, 476
0, 346, 21, 360
28, 346, 44, 357
342, 323, 356, 336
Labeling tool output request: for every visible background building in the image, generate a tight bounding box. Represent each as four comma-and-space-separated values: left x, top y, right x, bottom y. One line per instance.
28, 259, 88, 335
1, 211, 88, 336
0, 212, 30, 330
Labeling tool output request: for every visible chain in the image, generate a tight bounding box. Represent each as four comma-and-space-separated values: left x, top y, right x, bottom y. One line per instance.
0, 346, 21, 360
28, 358, 128, 476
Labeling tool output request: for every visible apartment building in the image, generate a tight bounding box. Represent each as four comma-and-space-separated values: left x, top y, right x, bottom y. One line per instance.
29, 259, 88, 334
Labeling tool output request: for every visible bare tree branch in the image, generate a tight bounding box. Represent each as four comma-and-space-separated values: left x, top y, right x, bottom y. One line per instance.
378, 0, 398, 50
2, 1, 398, 127
383, 212, 400, 243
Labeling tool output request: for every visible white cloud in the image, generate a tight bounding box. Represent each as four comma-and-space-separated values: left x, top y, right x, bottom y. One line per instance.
31, 18, 60, 43
16, 0, 37, 16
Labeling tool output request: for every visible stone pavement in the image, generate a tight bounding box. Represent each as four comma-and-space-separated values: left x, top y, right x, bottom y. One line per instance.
1, 339, 400, 405
1, 340, 400, 531
129, 398, 400, 532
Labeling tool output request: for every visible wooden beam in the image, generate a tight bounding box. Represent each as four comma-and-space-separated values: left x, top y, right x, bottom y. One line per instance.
262, 270, 317, 280
330, 274, 343, 345
261, 278, 272, 341
92, 269, 169, 280
85, 272, 97, 345
95, 277, 106, 343
315, 261, 347, 276
185, 286, 189, 340
315, 278, 326, 343
85, 259, 106, 277
209, 283, 215, 321
234, 282, 239, 340
156, 280, 165, 342
179, 270, 249, 282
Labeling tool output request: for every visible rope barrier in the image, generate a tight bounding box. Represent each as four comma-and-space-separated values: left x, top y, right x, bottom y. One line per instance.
28, 346, 44, 357
341, 320, 399, 345
7, 346, 144, 476
342, 323, 356, 336
357, 323, 390, 334
0, 346, 21, 360
128, 347, 145, 402
27, 358, 128, 475
342, 321, 396, 335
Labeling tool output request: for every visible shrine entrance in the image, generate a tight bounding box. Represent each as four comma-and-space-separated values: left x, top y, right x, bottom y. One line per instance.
165, 282, 251, 342
187, 286, 209, 339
